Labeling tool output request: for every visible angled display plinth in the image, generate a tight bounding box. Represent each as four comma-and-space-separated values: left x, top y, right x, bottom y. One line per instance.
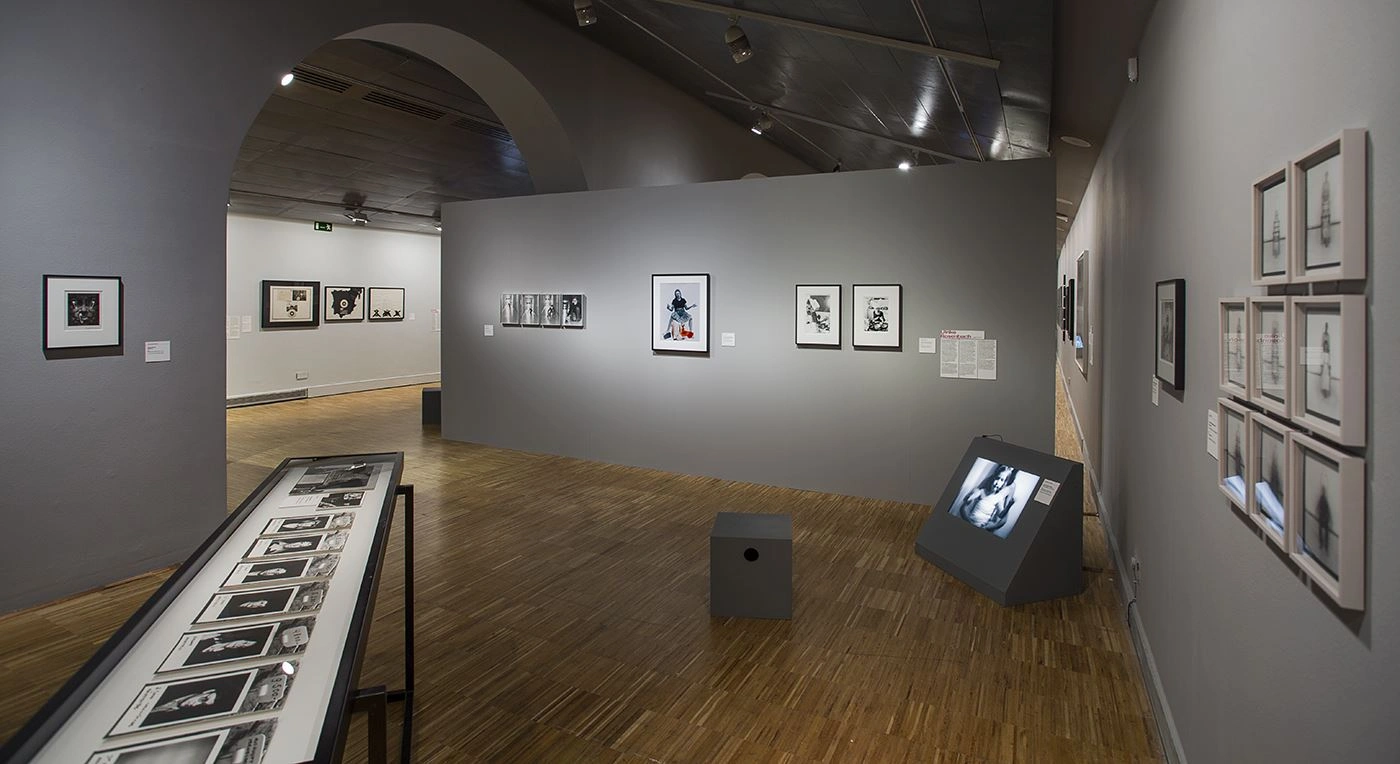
915, 437, 1084, 606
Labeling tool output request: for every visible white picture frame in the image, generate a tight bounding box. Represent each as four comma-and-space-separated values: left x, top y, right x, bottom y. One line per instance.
1291, 128, 1367, 283
795, 284, 840, 347
851, 284, 901, 349
1248, 296, 1290, 418
1219, 297, 1250, 397
1288, 430, 1365, 609
652, 274, 709, 353
1290, 295, 1365, 446
1247, 413, 1290, 550
1251, 167, 1291, 285
1216, 398, 1251, 511
43, 275, 123, 350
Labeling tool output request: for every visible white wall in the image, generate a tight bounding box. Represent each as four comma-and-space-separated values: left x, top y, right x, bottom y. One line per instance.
1059, 0, 1400, 760
226, 215, 440, 399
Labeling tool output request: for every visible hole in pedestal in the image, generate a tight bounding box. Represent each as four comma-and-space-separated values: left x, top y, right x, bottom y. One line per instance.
743, 547, 759, 562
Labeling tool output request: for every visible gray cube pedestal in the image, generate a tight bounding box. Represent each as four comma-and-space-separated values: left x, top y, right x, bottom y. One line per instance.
710, 512, 792, 619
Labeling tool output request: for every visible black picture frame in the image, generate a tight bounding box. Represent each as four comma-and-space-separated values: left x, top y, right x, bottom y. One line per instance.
1063, 278, 1076, 342
323, 286, 365, 322
1155, 278, 1186, 390
795, 284, 841, 348
851, 283, 902, 350
367, 287, 406, 321
42, 274, 124, 351
261, 279, 321, 329
651, 273, 710, 353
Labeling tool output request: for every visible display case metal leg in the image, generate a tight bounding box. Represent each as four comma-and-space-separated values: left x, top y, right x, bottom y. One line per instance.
352, 686, 389, 764
392, 484, 416, 763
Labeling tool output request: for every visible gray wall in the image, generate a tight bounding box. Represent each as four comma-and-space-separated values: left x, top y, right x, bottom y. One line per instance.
0, 0, 808, 613
441, 160, 1056, 504
1059, 0, 1400, 760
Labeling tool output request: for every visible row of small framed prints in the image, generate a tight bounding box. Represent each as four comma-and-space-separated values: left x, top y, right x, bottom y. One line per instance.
500, 293, 586, 327
1216, 399, 1362, 609
261, 280, 406, 328
1252, 128, 1366, 285
1218, 294, 1364, 446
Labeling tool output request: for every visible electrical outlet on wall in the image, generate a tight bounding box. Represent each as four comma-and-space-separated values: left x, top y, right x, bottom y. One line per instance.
295, 371, 309, 381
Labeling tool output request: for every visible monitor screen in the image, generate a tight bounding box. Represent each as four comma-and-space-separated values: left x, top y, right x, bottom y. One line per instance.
946, 457, 1043, 538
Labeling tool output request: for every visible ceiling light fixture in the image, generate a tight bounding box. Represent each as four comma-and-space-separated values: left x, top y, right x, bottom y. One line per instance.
1059, 135, 1092, 148
1056, 197, 1074, 206
280, 73, 294, 87
344, 209, 370, 226
574, 0, 597, 27
1056, 213, 1070, 223
750, 112, 773, 135
724, 17, 753, 63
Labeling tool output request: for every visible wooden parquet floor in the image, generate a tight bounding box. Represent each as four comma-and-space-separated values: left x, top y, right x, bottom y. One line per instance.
0, 381, 1161, 763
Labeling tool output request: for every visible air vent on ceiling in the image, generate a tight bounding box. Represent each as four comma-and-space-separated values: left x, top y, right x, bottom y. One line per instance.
362, 91, 446, 121
290, 66, 350, 94
451, 117, 513, 144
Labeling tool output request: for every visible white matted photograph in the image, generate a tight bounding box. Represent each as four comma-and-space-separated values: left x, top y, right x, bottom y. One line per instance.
652, 274, 709, 353
1155, 279, 1184, 389
540, 293, 562, 326
367, 286, 405, 321
1248, 297, 1290, 417
323, 286, 364, 322
795, 284, 840, 347
1290, 295, 1366, 446
946, 457, 1042, 538
244, 531, 346, 559
43, 275, 124, 351
108, 663, 295, 737
260, 280, 319, 329
561, 293, 586, 328
520, 293, 539, 326
1219, 298, 1249, 396
1074, 251, 1089, 375
852, 284, 901, 349
1252, 169, 1290, 284
1216, 398, 1250, 510
1292, 129, 1366, 281
1249, 415, 1289, 547
500, 293, 519, 325
1288, 431, 1364, 609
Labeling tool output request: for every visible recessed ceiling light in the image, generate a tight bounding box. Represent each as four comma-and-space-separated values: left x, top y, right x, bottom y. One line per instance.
280, 73, 294, 87
574, 0, 597, 27
1059, 135, 1091, 148
725, 18, 753, 63
897, 160, 912, 171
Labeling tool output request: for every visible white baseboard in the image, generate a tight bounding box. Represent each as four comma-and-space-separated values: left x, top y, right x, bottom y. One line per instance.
1057, 363, 1185, 763
307, 373, 440, 398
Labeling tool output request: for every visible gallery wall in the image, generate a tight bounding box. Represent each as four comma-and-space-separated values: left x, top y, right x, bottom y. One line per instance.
0, 0, 808, 613
226, 215, 441, 399
1058, 0, 1400, 759
441, 159, 1056, 504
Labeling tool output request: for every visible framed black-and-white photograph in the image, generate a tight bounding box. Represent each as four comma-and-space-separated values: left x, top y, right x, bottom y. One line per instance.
1248, 414, 1290, 549
1288, 431, 1365, 609
561, 293, 586, 328
322, 286, 364, 322
1074, 251, 1088, 375
1290, 295, 1365, 446
795, 284, 840, 347
652, 274, 709, 353
852, 284, 901, 349
43, 275, 123, 351
260, 280, 319, 329
85, 720, 277, 764
519, 293, 539, 326
367, 287, 405, 321
500, 293, 519, 325
108, 663, 294, 737
1292, 128, 1367, 282
1252, 168, 1291, 285
1216, 398, 1251, 511
1248, 297, 1290, 417
539, 293, 562, 327
1064, 278, 1076, 343
156, 618, 313, 674
1219, 297, 1249, 397
1155, 279, 1185, 390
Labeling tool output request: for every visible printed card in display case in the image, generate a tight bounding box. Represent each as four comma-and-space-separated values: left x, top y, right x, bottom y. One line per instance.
43, 275, 123, 351
108, 663, 295, 737
194, 582, 326, 625
221, 554, 338, 588
1291, 128, 1367, 282
156, 618, 314, 674
260, 280, 319, 329
652, 274, 709, 353
1288, 430, 1365, 609
1290, 295, 1365, 446
244, 531, 347, 559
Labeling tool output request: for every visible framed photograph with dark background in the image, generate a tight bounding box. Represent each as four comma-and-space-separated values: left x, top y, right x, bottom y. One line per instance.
43, 275, 123, 350
1248, 413, 1290, 550
1288, 430, 1365, 609
1290, 295, 1365, 446
261, 280, 319, 329
1216, 398, 1250, 511
1291, 128, 1367, 282
561, 293, 586, 328
322, 286, 364, 322
1155, 279, 1185, 390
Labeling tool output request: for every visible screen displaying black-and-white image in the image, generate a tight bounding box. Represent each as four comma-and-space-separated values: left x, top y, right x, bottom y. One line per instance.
1224, 304, 1247, 388
317, 491, 364, 509
1221, 408, 1247, 504
946, 457, 1042, 538
1298, 448, 1340, 578
561, 293, 585, 327
1302, 308, 1341, 424
1258, 177, 1288, 276
195, 582, 326, 624
520, 293, 539, 326
500, 293, 519, 325
289, 463, 376, 495
109, 664, 294, 737
1253, 426, 1286, 534
67, 292, 101, 327
87, 720, 276, 764
1303, 153, 1343, 269
540, 293, 561, 326
244, 531, 346, 559
1255, 307, 1286, 401
323, 286, 364, 322
222, 555, 337, 588
157, 618, 313, 674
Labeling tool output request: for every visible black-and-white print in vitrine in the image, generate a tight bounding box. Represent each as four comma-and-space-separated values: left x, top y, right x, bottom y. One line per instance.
1218, 298, 1249, 397
852, 284, 901, 349
1216, 398, 1251, 511
367, 287, 405, 321
1292, 129, 1367, 282
519, 293, 539, 326
195, 582, 326, 625
561, 294, 585, 328
499, 293, 519, 325
1155, 279, 1185, 390
1249, 414, 1289, 549
795, 284, 840, 347
1248, 297, 1290, 418
323, 286, 364, 322
108, 663, 295, 737
539, 293, 562, 327
1252, 168, 1290, 285
652, 274, 709, 353
86, 720, 277, 764
43, 275, 123, 351
156, 617, 314, 674
261, 280, 320, 329
1288, 431, 1364, 609
1290, 295, 1365, 446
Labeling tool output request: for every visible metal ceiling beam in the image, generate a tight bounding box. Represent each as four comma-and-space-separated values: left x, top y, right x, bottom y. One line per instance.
228, 189, 443, 220
704, 91, 971, 163
642, 0, 1000, 70
908, 0, 985, 161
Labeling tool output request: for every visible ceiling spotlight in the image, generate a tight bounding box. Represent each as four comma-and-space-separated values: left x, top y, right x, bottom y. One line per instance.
897, 160, 912, 171
1059, 135, 1092, 148
751, 113, 774, 135
433, 220, 443, 231
725, 18, 753, 63
344, 209, 369, 226
280, 72, 294, 87
574, 0, 597, 27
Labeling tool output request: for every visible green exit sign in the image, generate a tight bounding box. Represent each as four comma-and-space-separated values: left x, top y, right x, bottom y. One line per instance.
313, 221, 333, 232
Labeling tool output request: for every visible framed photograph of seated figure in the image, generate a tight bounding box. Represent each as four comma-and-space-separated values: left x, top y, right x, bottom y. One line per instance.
1216, 398, 1251, 512
1290, 295, 1365, 446
1248, 413, 1290, 550
1248, 297, 1290, 418
1219, 297, 1249, 397
1291, 128, 1367, 283
1289, 430, 1365, 609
